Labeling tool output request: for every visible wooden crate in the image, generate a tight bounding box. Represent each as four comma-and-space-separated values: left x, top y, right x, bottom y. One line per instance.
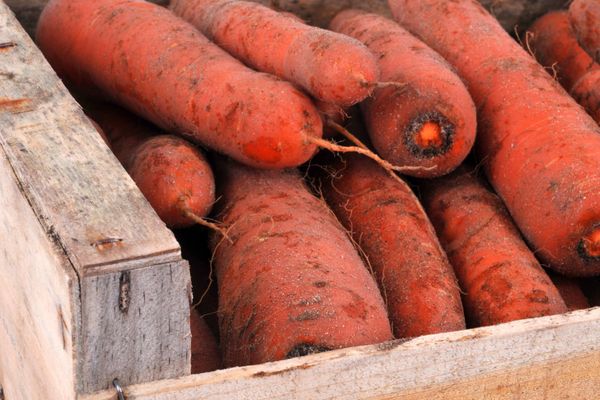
1, 1, 599, 399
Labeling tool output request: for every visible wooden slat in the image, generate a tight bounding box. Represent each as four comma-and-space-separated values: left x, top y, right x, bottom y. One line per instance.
0, 0, 181, 277
0, 3, 192, 394
84, 308, 600, 400
78, 261, 192, 393
0, 149, 78, 400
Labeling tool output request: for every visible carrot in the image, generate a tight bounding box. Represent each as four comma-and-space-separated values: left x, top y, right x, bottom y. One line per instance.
547, 272, 590, 312
169, 0, 380, 107
36, 0, 322, 169
421, 167, 567, 326
329, 10, 476, 178
569, 0, 600, 62
210, 159, 392, 367
190, 308, 222, 374
389, 0, 600, 276
86, 103, 216, 229
529, 11, 600, 123
321, 154, 465, 338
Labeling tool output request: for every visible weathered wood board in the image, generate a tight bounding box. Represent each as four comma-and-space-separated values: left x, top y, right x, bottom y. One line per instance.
83, 308, 600, 400
0, 0, 191, 394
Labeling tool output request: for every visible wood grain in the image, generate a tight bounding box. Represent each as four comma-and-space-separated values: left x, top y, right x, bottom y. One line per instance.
0, 0, 181, 277
83, 308, 600, 400
0, 2, 191, 394
0, 149, 78, 400
78, 261, 192, 393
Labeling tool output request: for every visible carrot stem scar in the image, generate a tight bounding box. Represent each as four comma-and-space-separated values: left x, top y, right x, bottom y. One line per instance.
582, 227, 600, 258
415, 121, 443, 149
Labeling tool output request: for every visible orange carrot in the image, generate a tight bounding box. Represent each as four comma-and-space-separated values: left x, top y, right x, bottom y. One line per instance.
86, 103, 215, 229
421, 167, 567, 326
390, 0, 600, 276
330, 10, 476, 177
170, 0, 380, 107
321, 154, 465, 338
569, 0, 600, 62
211, 159, 392, 367
547, 272, 590, 312
529, 11, 600, 123
36, 0, 322, 169
190, 308, 222, 374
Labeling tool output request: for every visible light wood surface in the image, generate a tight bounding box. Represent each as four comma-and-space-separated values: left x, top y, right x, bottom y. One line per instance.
0, 1, 191, 394
84, 308, 600, 400
0, 149, 78, 400
0, 0, 181, 277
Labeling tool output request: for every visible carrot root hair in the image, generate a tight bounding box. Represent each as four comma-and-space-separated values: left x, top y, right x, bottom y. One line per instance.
179, 202, 233, 244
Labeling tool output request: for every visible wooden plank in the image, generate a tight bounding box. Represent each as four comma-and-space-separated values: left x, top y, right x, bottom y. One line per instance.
83, 308, 600, 400
0, 0, 181, 277
0, 3, 192, 394
78, 261, 192, 393
0, 149, 78, 400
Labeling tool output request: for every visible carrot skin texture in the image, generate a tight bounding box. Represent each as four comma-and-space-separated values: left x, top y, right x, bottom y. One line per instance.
569, 0, 600, 63
36, 0, 322, 169
322, 154, 465, 338
330, 10, 476, 177
211, 161, 392, 367
170, 0, 380, 107
421, 169, 567, 326
190, 309, 222, 374
87, 104, 215, 228
389, 0, 600, 276
547, 272, 590, 312
529, 11, 600, 123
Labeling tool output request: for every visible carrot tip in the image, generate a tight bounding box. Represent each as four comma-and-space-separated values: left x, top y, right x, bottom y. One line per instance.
580, 225, 600, 259
406, 112, 454, 158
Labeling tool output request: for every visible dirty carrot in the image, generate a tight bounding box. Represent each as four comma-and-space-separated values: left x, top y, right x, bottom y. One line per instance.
36, 0, 322, 169
321, 154, 465, 338
330, 10, 476, 178
569, 0, 600, 62
421, 167, 567, 326
170, 0, 380, 107
390, 0, 600, 276
86, 103, 216, 229
547, 272, 590, 312
190, 308, 222, 374
529, 11, 600, 123
210, 159, 392, 367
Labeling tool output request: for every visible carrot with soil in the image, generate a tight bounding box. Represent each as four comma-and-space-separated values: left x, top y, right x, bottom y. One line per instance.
169, 0, 380, 107
529, 11, 600, 123
569, 0, 600, 63
389, 0, 600, 276
329, 10, 476, 178
86, 103, 216, 229
421, 168, 567, 326
36, 0, 322, 169
321, 154, 465, 338
190, 309, 222, 374
210, 159, 392, 367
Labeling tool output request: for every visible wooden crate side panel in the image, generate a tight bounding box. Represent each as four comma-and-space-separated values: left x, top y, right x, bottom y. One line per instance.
84, 308, 600, 400
0, 150, 78, 400
0, 0, 181, 277
79, 261, 192, 393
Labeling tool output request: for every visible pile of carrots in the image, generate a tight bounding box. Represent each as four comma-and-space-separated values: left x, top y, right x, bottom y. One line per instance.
36, 0, 600, 373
